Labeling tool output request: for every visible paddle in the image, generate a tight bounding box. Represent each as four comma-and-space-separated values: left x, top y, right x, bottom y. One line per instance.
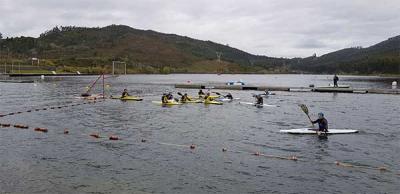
213, 92, 221, 96
299, 104, 315, 127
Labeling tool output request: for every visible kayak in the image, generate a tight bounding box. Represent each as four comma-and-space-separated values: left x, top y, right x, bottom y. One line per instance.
111, 96, 143, 101
152, 101, 182, 105
180, 99, 203, 103
280, 128, 359, 134
217, 97, 240, 102
238, 101, 278, 107
198, 95, 220, 99
204, 100, 223, 105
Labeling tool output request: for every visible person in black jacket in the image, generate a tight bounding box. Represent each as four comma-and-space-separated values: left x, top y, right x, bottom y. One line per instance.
333, 74, 339, 87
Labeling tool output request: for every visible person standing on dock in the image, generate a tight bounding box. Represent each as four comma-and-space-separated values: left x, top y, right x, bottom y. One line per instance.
333, 74, 339, 87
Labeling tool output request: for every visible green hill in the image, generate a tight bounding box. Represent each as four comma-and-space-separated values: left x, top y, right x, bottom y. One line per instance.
0, 25, 288, 74
291, 36, 400, 74
0, 25, 399, 75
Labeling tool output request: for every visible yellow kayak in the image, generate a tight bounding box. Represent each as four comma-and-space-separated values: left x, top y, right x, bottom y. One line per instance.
152, 100, 182, 105
198, 95, 220, 100
204, 100, 223, 105
180, 100, 203, 103
111, 96, 143, 101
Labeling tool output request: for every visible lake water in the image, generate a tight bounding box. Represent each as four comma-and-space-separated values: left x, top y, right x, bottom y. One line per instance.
0, 74, 399, 193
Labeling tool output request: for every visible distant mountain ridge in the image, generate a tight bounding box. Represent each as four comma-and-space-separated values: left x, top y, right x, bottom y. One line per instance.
0, 25, 398, 74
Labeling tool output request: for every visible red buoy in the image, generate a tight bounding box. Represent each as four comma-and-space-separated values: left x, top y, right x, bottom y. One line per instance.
90, 133, 100, 138
34, 128, 48, 133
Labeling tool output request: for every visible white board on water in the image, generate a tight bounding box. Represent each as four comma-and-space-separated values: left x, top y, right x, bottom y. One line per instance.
238, 101, 278, 107
280, 128, 358, 134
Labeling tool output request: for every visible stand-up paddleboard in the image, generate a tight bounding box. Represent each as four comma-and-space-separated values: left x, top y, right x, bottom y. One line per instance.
280, 128, 358, 134
152, 101, 182, 105
238, 101, 278, 107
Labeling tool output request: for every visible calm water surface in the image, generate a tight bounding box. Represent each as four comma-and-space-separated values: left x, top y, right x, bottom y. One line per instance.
0, 74, 399, 193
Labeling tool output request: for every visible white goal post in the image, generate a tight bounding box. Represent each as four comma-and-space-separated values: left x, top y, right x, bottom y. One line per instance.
112, 61, 127, 75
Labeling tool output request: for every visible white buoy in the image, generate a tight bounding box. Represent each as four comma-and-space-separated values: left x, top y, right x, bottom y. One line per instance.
392, 81, 397, 89
41, 75, 45, 80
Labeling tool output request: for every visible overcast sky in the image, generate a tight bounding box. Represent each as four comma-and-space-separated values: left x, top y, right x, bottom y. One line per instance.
1, 0, 399, 58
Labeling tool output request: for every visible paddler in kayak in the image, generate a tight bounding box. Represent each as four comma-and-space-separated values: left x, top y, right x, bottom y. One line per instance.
255, 95, 263, 105
312, 112, 328, 133
180, 93, 192, 102
225, 93, 233, 100
121, 89, 130, 98
198, 89, 205, 97
167, 92, 174, 100
161, 93, 169, 103
204, 92, 215, 102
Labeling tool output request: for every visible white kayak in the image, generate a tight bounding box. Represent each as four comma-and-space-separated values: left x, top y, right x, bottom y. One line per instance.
280, 128, 358, 134
239, 101, 278, 107
217, 98, 240, 102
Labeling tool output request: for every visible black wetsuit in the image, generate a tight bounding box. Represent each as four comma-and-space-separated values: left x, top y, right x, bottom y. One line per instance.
312, 118, 328, 132
256, 96, 263, 105
333, 75, 339, 87
122, 91, 129, 97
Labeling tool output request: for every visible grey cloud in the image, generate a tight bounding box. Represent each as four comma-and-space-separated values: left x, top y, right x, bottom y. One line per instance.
0, 0, 399, 58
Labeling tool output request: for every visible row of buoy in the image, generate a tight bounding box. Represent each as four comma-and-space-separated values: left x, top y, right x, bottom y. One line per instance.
0, 122, 394, 174
0, 99, 105, 118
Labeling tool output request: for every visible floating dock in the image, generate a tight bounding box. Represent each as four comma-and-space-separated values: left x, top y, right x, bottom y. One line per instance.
0, 80, 34, 83
175, 84, 400, 95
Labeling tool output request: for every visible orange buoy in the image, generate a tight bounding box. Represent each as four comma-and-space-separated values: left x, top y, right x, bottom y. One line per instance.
90, 133, 100, 138
64, 129, 69, 134
34, 127, 48, 133
222, 148, 227, 152
109, 136, 119, 140
190, 144, 196, 149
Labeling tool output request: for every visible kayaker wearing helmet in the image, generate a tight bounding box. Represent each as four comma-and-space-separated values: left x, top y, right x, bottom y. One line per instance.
255, 95, 263, 105
198, 89, 205, 96
121, 89, 130, 98
161, 93, 168, 103
204, 92, 214, 102
181, 93, 191, 102
225, 93, 233, 100
167, 92, 174, 100
312, 113, 328, 132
